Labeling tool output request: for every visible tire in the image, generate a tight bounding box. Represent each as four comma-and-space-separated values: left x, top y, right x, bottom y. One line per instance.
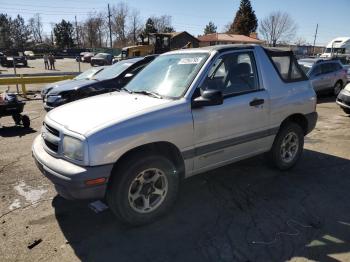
342, 108, 350, 114
12, 113, 21, 125
21, 115, 30, 128
334, 81, 343, 96
268, 122, 304, 170
107, 154, 179, 226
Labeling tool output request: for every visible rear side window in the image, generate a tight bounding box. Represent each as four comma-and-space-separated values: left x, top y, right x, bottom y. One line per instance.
265, 49, 307, 82
321, 63, 336, 74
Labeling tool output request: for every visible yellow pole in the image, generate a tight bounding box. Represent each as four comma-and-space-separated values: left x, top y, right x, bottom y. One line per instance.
20, 74, 27, 98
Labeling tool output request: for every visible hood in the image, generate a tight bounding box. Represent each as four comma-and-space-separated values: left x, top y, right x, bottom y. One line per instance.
47, 92, 172, 136
46, 79, 98, 95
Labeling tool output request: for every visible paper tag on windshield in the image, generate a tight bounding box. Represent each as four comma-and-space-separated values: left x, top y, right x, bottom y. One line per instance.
178, 57, 203, 65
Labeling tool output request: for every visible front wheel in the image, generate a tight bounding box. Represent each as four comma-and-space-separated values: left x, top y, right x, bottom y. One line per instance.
268, 122, 304, 170
334, 81, 343, 96
342, 107, 350, 114
107, 154, 179, 226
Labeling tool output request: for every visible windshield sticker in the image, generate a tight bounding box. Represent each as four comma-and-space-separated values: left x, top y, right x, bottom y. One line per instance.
178, 57, 203, 65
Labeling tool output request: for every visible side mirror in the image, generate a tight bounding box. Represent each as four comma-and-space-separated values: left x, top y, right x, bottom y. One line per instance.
192, 89, 223, 108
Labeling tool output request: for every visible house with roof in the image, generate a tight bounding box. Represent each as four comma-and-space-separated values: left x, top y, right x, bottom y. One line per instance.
198, 33, 264, 47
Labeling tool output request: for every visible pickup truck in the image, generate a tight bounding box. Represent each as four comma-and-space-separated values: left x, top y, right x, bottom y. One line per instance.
32, 45, 318, 226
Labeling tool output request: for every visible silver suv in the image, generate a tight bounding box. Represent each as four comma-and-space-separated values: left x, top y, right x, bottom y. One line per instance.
32, 45, 317, 225
298, 58, 347, 95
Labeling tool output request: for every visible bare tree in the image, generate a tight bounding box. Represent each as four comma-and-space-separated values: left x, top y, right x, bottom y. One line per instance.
259, 11, 297, 47
81, 12, 107, 48
28, 13, 43, 44
294, 36, 307, 46
128, 8, 142, 44
152, 15, 174, 33
112, 2, 129, 47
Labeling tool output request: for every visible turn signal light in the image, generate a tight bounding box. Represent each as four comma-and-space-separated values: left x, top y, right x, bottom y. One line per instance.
85, 178, 106, 186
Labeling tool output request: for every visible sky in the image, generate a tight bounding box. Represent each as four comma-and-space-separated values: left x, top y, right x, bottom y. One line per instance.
1, 0, 349, 46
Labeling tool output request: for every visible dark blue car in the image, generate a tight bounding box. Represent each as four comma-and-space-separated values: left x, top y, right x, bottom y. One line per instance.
42, 56, 156, 110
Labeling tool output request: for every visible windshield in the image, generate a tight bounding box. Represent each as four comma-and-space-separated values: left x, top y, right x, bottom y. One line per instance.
299, 64, 312, 74
95, 53, 109, 58
74, 67, 104, 80
325, 48, 346, 54
125, 53, 209, 98
93, 60, 132, 80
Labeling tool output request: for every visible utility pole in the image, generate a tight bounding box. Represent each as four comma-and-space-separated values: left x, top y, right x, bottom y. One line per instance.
75, 15, 79, 48
312, 24, 318, 56
108, 4, 112, 48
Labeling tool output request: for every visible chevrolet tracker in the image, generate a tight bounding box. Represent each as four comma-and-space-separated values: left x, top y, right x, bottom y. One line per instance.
32, 45, 318, 225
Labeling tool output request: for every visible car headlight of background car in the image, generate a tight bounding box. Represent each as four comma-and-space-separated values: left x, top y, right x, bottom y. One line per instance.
46, 95, 66, 104
62, 136, 84, 161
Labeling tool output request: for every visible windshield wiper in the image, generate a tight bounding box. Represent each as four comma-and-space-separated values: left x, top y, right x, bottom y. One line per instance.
131, 90, 163, 99
120, 87, 132, 93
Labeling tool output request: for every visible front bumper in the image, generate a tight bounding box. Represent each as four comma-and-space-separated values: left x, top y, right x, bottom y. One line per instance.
336, 89, 350, 109
32, 135, 113, 200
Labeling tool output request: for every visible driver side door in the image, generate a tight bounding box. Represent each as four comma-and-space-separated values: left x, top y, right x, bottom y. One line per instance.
191, 50, 270, 173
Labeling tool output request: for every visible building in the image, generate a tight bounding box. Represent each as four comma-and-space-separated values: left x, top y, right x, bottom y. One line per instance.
166, 31, 200, 49
198, 33, 264, 47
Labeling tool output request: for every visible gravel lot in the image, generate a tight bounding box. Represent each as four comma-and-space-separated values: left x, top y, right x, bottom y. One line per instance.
0, 96, 350, 262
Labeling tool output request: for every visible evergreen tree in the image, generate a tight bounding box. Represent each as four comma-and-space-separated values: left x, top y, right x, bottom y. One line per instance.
228, 0, 257, 36
0, 14, 13, 49
53, 19, 75, 48
204, 21, 217, 35
143, 18, 157, 35
11, 15, 31, 50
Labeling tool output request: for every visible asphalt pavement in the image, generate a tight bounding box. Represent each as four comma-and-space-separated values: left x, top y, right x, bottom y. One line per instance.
0, 96, 350, 262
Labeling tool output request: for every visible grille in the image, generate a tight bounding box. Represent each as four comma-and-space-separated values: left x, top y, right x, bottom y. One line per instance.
42, 122, 60, 153
44, 139, 59, 152
44, 122, 59, 137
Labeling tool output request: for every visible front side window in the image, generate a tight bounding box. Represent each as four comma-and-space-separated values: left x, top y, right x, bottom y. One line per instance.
201, 51, 259, 95
126, 53, 209, 98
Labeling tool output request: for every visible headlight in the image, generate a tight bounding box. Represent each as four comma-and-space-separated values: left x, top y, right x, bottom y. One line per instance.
63, 136, 84, 161
46, 95, 66, 104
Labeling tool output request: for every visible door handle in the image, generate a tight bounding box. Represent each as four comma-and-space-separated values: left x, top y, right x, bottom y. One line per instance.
249, 98, 265, 106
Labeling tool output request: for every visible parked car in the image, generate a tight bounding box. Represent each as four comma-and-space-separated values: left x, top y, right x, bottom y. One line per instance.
336, 83, 350, 114
91, 53, 113, 66
0, 52, 27, 67
32, 45, 317, 226
79, 52, 94, 63
344, 64, 350, 82
42, 56, 156, 110
24, 50, 35, 59
41, 66, 106, 101
298, 58, 347, 95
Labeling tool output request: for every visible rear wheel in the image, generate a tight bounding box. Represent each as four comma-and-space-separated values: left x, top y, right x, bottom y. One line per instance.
21, 115, 30, 128
107, 154, 179, 226
268, 122, 304, 170
334, 81, 343, 96
12, 113, 21, 125
342, 107, 350, 114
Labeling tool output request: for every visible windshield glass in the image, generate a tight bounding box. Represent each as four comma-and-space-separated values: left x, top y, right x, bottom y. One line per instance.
74, 67, 104, 80
125, 53, 209, 98
93, 60, 132, 80
325, 48, 346, 54
95, 53, 108, 58
298, 64, 312, 74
